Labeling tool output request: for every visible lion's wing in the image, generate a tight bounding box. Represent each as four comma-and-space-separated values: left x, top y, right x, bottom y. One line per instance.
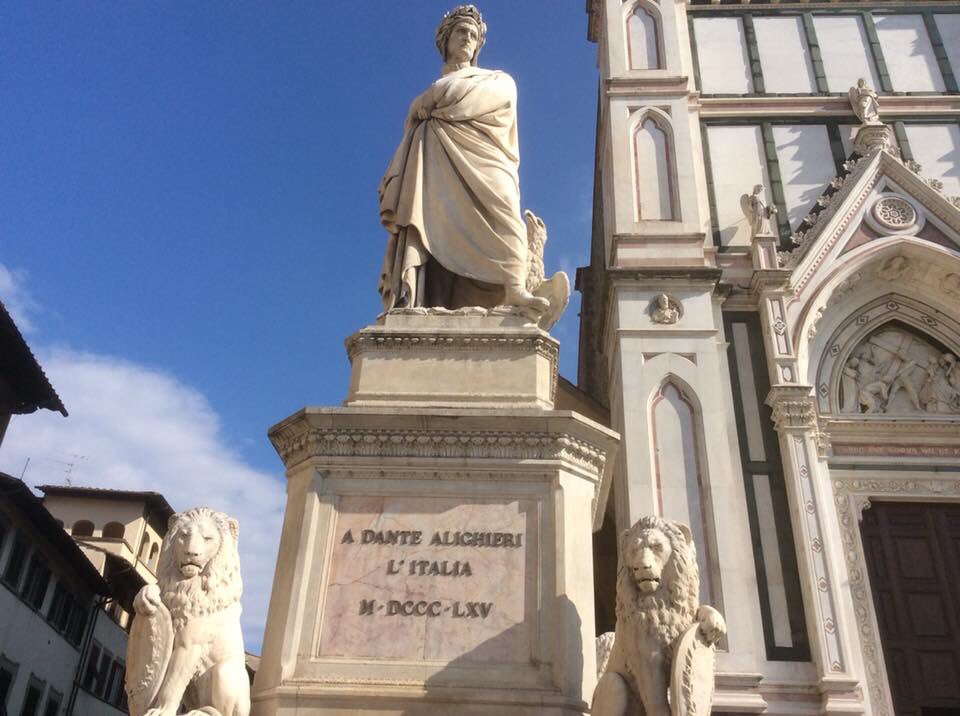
124, 601, 174, 716
669, 622, 716, 716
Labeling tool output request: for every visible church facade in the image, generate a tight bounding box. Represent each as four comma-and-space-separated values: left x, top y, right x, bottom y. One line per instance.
577, 1, 960, 714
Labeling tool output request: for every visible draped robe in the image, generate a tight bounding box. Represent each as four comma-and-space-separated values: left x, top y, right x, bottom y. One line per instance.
378, 67, 528, 311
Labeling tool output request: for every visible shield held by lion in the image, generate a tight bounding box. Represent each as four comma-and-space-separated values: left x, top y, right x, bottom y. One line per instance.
125, 589, 174, 716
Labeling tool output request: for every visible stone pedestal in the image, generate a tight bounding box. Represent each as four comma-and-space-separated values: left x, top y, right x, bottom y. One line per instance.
252, 315, 618, 716
344, 308, 559, 409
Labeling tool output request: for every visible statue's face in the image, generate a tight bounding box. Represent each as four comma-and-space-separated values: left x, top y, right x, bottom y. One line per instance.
174, 515, 221, 578
627, 528, 672, 594
446, 20, 479, 65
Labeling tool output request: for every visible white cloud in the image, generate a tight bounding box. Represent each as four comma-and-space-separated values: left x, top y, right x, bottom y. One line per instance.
0, 264, 39, 333
0, 266, 285, 652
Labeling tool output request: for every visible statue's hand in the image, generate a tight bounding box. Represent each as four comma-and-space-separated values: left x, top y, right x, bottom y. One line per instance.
413, 97, 435, 121
407, 87, 436, 124
696, 605, 727, 646
133, 584, 162, 616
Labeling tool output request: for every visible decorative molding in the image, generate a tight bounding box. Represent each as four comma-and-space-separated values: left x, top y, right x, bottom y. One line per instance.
307, 674, 427, 687
785, 434, 846, 676
697, 94, 960, 118
831, 443, 960, 459
782, 155, 879, 275
270, 425, 609, 479
345, 332, 559, 365
784, 150, 960, 298
642, 352, 697, 365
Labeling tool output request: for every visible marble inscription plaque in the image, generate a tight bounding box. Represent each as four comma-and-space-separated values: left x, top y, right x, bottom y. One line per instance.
318, 495, 534, 663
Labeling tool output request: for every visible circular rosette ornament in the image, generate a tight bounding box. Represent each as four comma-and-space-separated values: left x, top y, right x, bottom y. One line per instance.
865, 194, 923, 236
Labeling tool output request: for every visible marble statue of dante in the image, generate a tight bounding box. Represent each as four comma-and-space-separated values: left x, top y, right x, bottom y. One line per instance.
378, 5, 549, 313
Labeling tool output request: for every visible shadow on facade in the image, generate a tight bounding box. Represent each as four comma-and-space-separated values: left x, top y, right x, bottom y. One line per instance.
409, 595, 584, 715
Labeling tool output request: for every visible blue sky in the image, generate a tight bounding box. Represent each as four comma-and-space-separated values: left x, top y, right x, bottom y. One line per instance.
0, 2, 598, 647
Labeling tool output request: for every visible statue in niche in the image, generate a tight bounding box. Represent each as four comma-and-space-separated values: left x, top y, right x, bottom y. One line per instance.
593, 516, 726, 716
650, 293, 681, 325
125, 508, 249, 716
849, 78, 881, 126
377, 5, 568, 327
839, 328, 960, 415
739, 184, 777, 238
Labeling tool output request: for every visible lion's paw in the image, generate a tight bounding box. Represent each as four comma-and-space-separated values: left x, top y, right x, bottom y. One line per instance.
133, 584, 162, 616
696, 605, 727, 645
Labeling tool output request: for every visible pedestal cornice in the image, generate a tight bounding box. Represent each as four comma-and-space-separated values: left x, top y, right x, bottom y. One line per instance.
269, 407, 621, 529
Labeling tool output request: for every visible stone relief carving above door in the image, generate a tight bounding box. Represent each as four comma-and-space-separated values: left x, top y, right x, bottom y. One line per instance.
839, 326, 960, 415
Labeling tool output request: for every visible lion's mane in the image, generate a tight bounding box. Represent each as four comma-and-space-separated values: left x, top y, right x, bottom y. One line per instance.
615, 515, 699, 649
158, 507, 243, 631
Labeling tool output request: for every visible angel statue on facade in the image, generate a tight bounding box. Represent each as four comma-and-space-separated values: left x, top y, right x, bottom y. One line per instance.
740, 184, 777, 238
377, 4, 568, 329
849, 78, 881, 126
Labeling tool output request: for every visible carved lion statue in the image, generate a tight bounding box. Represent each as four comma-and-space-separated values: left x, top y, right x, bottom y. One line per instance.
125, 507, 250, 716
592, 516, 726, 716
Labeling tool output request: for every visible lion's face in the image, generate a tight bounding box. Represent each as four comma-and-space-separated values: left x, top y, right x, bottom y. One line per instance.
173, 513, 222, 579
624, 527, 672, 595
157, 507, 243, 629
615, 516, 700, 645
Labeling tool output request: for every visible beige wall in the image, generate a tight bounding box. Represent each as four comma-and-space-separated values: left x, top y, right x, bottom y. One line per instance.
43, 495, 164, 572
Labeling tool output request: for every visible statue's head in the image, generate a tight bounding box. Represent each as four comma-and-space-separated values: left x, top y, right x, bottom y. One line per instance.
624, 525, 673, 594
435, 5, 486, 66
158, 507, 243, 629
617, 516, 700, 610
168, 508, 229, 578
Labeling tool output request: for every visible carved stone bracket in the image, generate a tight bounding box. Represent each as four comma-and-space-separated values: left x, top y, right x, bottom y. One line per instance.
767, 385, 819, 433
852, 124, 897, 157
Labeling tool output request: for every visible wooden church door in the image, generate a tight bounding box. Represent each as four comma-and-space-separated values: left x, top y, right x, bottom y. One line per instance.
861, 501, 960, 715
